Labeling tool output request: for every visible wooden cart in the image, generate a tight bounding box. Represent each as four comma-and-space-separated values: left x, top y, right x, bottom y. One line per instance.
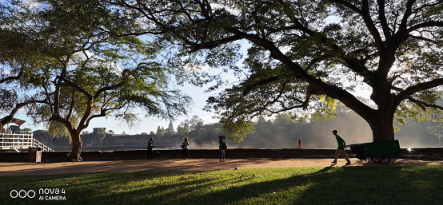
348, 140, 400, 164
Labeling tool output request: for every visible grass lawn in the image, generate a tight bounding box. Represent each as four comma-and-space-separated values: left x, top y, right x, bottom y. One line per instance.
1, 165, 443, 205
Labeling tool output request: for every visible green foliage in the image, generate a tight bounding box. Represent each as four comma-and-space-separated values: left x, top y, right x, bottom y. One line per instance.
156, 126, 165, 137
222, 117, 256, 142
180, 115, 204, 132
311, 97, 338, 122
47, 121, 70, 139
29, 0, 191, 124
176, 125, 188, 136
94, 128, 107, 139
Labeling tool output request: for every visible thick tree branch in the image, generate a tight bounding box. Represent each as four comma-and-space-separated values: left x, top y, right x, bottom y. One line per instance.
329, 0, 385, 56
84, 109, 108, 129
397, 78, 443, 104
327, 0, 363, 14
194, 28, 375, 118
399, 0, 416, 33
407, 21, 443, 33
377, 0, 392, 41
190, 33, 245, 51
50, 114, 75, 134
54, 75, 92, 100
93, 81, 126, 99
0, 99, 45, 127
66, 92, 76, 121
408, 34, 439, 44
242, 76, 280, 96
408, 97, 443, 111
272, 3, 374, 81
0, 70, 23, 84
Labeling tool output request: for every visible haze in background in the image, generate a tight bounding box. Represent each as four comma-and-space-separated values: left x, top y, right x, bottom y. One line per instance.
186, 104, 440, 149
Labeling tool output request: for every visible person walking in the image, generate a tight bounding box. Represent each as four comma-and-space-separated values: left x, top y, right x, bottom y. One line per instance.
331, 130, 351, 165
181, 137, 190, 159
219, 135, 227, 162
147, 137, 154, 159
298, 138, 302, 149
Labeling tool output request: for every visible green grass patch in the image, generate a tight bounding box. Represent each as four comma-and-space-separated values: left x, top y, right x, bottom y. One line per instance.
1, 166, 443, 204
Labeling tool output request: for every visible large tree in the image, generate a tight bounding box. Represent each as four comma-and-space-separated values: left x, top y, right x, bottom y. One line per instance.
113, 0, 443, 142
2, 0, 191, 161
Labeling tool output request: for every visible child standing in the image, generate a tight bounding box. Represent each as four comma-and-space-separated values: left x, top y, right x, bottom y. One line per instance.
147, 137, 154, 159
219, 135, 227, 162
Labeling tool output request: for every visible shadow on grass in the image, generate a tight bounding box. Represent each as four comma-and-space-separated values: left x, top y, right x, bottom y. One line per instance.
2, 166, 443, 205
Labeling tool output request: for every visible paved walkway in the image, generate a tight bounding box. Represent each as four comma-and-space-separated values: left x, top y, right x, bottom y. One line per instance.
1, 158, 443, 176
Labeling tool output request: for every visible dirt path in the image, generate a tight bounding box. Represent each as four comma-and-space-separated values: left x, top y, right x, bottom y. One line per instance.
1, 158, 443, 176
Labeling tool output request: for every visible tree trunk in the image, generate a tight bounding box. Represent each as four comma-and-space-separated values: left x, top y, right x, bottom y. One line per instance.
69, 132, 83, 161
366, 110, 395, 142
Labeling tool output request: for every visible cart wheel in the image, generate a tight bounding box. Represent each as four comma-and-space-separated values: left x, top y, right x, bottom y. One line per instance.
378, 152, 391, 164
371, 156, 380, 163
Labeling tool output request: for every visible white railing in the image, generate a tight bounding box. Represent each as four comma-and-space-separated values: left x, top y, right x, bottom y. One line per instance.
33, 138, 54, 152
0, 133, 54, 152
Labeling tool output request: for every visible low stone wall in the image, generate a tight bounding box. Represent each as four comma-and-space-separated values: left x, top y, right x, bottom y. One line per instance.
1, 147, 443, 162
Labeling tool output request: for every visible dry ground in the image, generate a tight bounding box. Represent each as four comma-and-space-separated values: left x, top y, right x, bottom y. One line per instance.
1, 158, 443, 176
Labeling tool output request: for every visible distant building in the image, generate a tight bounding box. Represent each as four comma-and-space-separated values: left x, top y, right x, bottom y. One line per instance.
110, 134, 179, 147
33, 127, 181, 148
168, 121, 175, 133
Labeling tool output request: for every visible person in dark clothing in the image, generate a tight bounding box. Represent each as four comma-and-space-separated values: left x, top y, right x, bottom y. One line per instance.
181, 137, 190, 159
219, 135, 227, 162
147, 137, 154, 159
331, 130, 351, 165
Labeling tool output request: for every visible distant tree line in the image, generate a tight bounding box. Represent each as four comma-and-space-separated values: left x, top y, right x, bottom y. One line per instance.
147, 105, 441, 148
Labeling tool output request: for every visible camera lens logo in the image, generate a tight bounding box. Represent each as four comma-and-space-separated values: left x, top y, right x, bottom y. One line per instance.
10, 190, 36, 199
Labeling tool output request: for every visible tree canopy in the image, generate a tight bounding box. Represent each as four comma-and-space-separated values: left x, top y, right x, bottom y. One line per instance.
0, 0, 192, 161
0, 1, 50, 129
112, 0, 443, 142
